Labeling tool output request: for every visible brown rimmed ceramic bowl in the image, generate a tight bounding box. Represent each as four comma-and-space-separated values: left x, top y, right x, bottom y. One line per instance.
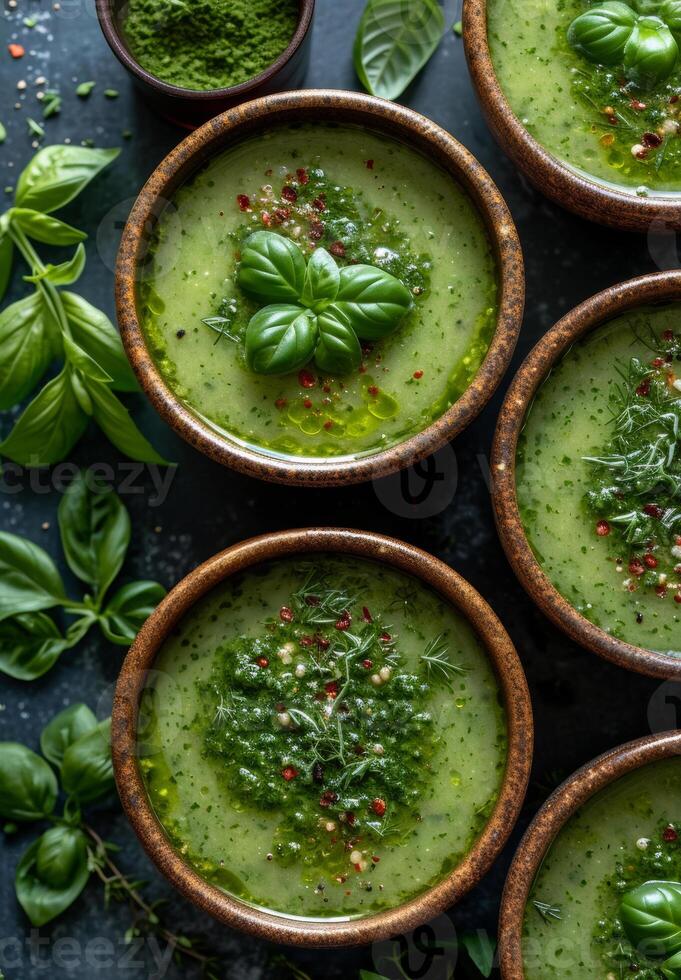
112, 527, 533, 947
492, 270, 681, 680
463, 0, 681, 231
498, 730, 681, 978
95, 0, 315, 128
115, 89, 525, 488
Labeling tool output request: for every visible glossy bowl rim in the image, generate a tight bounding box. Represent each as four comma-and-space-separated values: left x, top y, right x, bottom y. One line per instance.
492, 270, 681, 680
114, 88, 525, 487
462, 0, 681, 231
95, 0, 316, 101
498, 730, 681, 977
111, 527, 533, 947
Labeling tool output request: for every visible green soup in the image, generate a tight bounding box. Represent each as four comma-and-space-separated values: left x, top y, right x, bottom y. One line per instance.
516, 307, 681, 655
488, 0, 681, 194
139, 555, 507, 918
522, 758, 681, 978
142, 123, 498, 461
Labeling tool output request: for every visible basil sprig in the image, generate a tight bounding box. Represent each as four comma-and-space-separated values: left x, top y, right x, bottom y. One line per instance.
0, 470, 165, 680
568, 0, 681, 88
238, 231, 413, 376
620, 880, 681, 976
1, 705, 113, 926
0, 145, 167, 467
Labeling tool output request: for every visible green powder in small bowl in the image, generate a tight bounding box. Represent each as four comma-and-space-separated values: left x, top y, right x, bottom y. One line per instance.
122, 0, 300, 92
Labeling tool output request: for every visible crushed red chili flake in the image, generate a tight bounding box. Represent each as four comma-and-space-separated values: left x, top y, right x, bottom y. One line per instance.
316, 635, 330, 650
296, 168, 309, 184
643, 553, 658, 569
663, 330, 675, 341
273, 207, 291, 223
413, 370, 424, 379
325, 680, 339, 698
644, 503, 664, 518
367, 385, 379, 397
275, 397, 287, 410
303, 398, 313, 409
237, 194, 251, 212
312, 762, 324, 783
629, 558, 645, 577
280, 606, 294, 623
362, 606, 373, 622
652, 357, 665, 368
380, 631, 392, 642
636, 378, 651, 397
323, 419, 333, 430
671, 95, 680, 104
630, 99, 647, 110
299, 369, 316, 388
675, 593, 681, 604
362, 659, 373, 669
372, 856, 380, 863
345, 811, 356, 826
371, 798, 387, 817
256, 656, 269, 668
261, 212, 272, 227
312, 197, 326, 212
663, 825, 679, 842
335, 611, 352, 631
281, 766, 298, 781
310, 221, 325, 240
596, 520, 611, 537
330, 241, 346, 257
320, 790, 338, 808
300, 636, 313, 647
365, 159, 375, 169
642, 131, 663, 148
656, 584, 668, 598
281, 185, 298, 203
8, 43, 25, 58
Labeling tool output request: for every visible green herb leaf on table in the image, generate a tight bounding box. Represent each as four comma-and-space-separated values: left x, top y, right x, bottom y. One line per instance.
0, 227, 13, 302
14, 145, 120, 214
10, 207, 87, 246
83, 377, 170, 464
60, 720, 114, 804
100, 580, 168, 645
61, 292, 138, 391
0, 612, 68, 681
0, 531, 66, 620
24, 241, 86, 286
16, 827, 90, 927
354, 0, 446, 100
460, 929, 497, 978
0, 744, 58, 821
40, 703, 98, 769
0, 293, 61, 410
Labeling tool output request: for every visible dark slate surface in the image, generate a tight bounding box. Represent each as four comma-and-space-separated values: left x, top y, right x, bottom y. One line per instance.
0, 0, 677, 978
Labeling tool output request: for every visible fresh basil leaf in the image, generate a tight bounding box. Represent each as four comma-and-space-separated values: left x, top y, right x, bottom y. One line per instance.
0, 612, 67, 680
61, 292, 138, 392
568, 2, 638, 63
245, 304, 318, 375
100, 580, 166, 645
354, 0, 445, 100
0, 743, 58, 821
662, 948, 681, 978
63, 334, 112, 382
24, 242, 86, 286
58, 470, 130, 598
334, 264, 413, 339
621, 880, 681, 957
460, 930, 496, 978
0, 367, 87, 466
359, 973, 390, 980
300, 247, 340, 310
0, 293, 62, 410
15, 145, 120, 214
83, 378, 169, 464
315, 308, 362, 374
10, 207, 87, 246
624, 15, 679, 87
16, 828, 90, 926
239, 231, 307, 302
663, 0, 681, 39
60, 719, 114, 804
40, 703, 98, 769
0, 531, 65, 621
0, 228, 13, 303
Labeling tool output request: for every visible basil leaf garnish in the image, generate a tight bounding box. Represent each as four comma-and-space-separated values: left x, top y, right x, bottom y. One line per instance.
60, 719, 114, 804
620, 880, 681, 957
354, 0, 445, 100
0, 743, 58, 821
245, 304, 319, 374
10, 207, 87, 246
0, 613, 67, 681
624, 15, 679, 86
0, 293, 61, 410
24, 242, 86, 286
0, 531, 66, 621
0, 367, 88, 467
84, 377, 170, 464
100, 580, 167, 645
61, 292, 138, 392
14, 145, 120, 214
239, 230, 307, 302
315, 308, 363, 374
334, 264, 414, 339
662, 949, 681, 978
16, 828, 90, 926
568, 1, 638, 63
300, 246, 340, 310
662, 0, 681, 39
40, 703, 98, 770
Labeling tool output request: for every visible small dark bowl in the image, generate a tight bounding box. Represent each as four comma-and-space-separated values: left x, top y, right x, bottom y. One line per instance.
95, 0, 315, 128
112, 528, 533, 947
498, 730, 681, 978
463, 0, 681, 231
492, 270, 681, 680
116, 89, 525, 487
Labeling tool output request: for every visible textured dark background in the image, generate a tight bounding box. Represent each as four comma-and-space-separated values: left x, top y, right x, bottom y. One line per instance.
0, 0, 678, 977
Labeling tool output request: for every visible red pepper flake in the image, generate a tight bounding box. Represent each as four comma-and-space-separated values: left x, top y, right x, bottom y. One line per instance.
275, 397, 288, 410
362, 606, 373, 622
413, 370, 424, 380
303, 398, 313, 409
671, 95, 680, 104
652, 357, 665, 369
345, 811, 356, 826
330, 241, 346, 258
365, 159, 375, 169
316, 635, 330, 650
362, 659, 373, 669
663, 825, 679, 842
380, 631, 392, 643
642, 131, 663, 148
325, 680, 339, 699
629, 558, 645, 577
323, 419, 333, 430
371, 798, 387, 817
299, 369, 316, 388
656, 584, 668, 598
256, 656, 269, 668
282, 185, 298, 203
335, 611, 352, 631
312, 197, 326, 212
663, 329, 675, 341
280, 606, 294, 623
8, 43, 25, 59
371, 856, 380, 863
630, 99, 647, 111
296, 168, 309, 185
273, 207, 291, 223
300, 636, 313, 647
636, 378, 651, 397
261, 212, 273, 227
320, 790, 338, 808
596, 520, 611, 537
237, 194, 251, 212
367, 385, 379, 397
644, 503, 664, 518
281, 766, 298, 781
643, 553, 658, 569
310, 221, 325, 241
675, 593, 681, 604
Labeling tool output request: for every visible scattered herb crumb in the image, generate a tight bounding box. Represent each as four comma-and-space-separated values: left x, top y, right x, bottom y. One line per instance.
81, 138, 95, 147
26, 117, 45, 138
104, 89, 119, 99
0, 123, 6, 145
23, 16, 37, 27
76, 81, 96, 98
122, 129, 132, 140
453, 20, 463, 36
42, 91, 62, 119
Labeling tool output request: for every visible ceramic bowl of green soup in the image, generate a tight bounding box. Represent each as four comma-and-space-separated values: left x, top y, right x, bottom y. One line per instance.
464, 0, 681, 229
116, 90, 524, 486
111, 528, 532, 945
493, 271, 681, 678
498, 730, 681, 978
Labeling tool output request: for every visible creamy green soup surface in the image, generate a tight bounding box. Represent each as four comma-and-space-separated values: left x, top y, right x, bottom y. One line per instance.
488, 0, 681, 194
523, 758, 681, 978
139, 555, 507, 918
141, 123, 498, 461
517, 307, 681, 655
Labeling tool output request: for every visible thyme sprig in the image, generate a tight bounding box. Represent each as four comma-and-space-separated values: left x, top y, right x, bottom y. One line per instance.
420, 634, 468, 688
533, 899, 562, 922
